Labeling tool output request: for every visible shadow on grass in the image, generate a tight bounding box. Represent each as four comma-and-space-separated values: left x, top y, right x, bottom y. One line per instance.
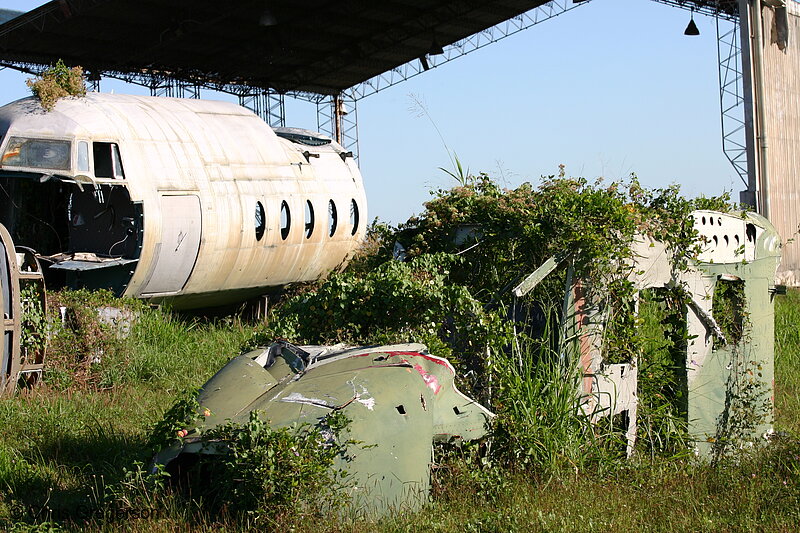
4, 427, 151, 524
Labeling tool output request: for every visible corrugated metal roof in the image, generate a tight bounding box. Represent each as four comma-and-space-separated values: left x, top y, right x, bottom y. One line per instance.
0, 0, 739, 96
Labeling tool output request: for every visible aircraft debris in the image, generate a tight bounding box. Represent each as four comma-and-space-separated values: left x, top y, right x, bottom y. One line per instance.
152, 341, 493, 515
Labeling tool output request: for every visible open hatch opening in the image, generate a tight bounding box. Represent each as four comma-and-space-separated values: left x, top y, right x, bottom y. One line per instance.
0, 174, 142, 295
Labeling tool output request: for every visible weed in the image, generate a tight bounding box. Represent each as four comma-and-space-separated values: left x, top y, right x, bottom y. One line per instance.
189, 410, 354, 522
26, 60, 86, 111
146, 390, 202, 453
491, 330, 616, 475
20, 282, 47, 364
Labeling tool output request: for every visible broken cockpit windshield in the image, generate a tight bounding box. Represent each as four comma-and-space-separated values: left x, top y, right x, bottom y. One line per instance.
1, 137, 71, 171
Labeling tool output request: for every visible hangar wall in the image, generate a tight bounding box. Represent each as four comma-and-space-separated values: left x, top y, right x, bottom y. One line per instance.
754, 2, 800, 284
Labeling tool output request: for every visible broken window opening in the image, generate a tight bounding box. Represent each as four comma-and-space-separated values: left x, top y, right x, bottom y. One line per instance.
328, 199, 338, 237
0, 174, 142, 295
280, 200, 291, 240
254, 201, 265, 241
712, 279, 746, 348
0, 176, 69, 256
92, 142, 125, 179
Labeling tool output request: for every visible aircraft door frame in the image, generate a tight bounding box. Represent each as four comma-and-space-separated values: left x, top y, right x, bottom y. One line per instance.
139, 194, 202, 296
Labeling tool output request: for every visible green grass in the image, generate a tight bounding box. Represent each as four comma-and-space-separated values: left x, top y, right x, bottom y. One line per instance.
1, 292, 799, 531
776, 289, 800, 435
0, 301, 254, 529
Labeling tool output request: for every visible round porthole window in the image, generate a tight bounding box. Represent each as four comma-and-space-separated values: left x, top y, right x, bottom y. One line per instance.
350, 199, 359, 236
305, 200, 315, 239
328, 199, 338, 237
280, 200, 291, 240
255, 201, 265, 241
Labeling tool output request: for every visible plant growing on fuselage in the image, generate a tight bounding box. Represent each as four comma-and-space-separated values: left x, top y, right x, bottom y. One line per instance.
26, 59, 86, 111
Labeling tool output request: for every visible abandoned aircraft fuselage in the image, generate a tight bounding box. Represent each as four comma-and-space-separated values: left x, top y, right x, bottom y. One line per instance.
0, 94, 367, 308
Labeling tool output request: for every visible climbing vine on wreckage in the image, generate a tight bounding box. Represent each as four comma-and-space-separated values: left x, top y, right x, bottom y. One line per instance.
251, 253, 515, 402
257, 171, 739, 460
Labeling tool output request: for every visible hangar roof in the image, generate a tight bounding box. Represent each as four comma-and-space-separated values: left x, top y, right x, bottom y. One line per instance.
0, 0, 739, 96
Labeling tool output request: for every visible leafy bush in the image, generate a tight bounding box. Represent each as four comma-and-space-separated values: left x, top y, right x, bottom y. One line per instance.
200, 410, 352, 520
45, 289, 143, 390
389, 175, 712, 299
26, 60, 86, 111
145, 389, 354, 523
253, 253, 514, 400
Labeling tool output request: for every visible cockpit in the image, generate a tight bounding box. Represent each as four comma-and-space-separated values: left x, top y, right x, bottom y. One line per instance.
0, 135, 141, 294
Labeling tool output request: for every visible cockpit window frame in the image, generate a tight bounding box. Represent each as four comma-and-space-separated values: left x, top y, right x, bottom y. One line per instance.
92, 141, 126, 180
0, 136, 73, 172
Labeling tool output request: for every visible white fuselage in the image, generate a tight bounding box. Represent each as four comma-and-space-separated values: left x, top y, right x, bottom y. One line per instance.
0, 93, 367, 308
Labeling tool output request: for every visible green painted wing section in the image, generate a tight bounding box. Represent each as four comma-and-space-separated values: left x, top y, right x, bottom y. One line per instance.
154, 342, 493, 515
689, 213, 780, 456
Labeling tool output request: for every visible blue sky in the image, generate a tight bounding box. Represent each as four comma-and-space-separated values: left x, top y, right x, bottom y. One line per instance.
0, 0, 739, 224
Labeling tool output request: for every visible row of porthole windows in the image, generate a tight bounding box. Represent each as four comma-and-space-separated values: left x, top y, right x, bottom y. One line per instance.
254, 199, 360, 242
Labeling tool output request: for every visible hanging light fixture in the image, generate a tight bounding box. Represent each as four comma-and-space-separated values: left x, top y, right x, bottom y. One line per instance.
684, 10, 700, 36
259, 2, 277, 27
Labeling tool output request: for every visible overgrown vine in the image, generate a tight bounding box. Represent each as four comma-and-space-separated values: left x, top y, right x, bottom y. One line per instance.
251, 172, 738, 464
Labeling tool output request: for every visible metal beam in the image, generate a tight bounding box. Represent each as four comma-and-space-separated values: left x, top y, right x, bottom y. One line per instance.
317, 90, 359, 159
648, 0, 739, 20
716, 15, 749, 187
350, 0, 595, 100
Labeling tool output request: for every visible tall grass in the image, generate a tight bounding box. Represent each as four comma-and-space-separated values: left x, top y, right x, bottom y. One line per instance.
0, 294, 255, 527
0, 291, 799, 531
98, 309, 249, 389
491, 333, 613, 476
775, 290, 800, 434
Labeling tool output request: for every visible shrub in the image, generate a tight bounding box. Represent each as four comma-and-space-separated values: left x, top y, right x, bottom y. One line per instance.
45, 289, 144, 391
200, 410, 352, 520
145, 404, 354, 523
26, 60, 86, 111
252, 253, 515, 401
